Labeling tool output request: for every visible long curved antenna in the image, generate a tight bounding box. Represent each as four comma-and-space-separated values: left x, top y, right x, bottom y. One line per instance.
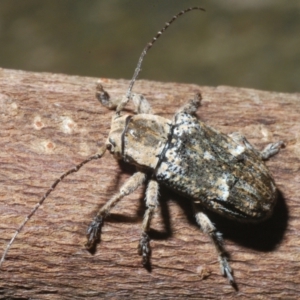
116, 6, 205, 114
0, 146, 107, 268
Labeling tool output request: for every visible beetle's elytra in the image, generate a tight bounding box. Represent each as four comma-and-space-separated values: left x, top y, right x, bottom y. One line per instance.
1, 7, 284, 286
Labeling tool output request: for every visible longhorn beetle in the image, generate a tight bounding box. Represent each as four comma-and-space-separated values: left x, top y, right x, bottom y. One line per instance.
1, 7, 284, 285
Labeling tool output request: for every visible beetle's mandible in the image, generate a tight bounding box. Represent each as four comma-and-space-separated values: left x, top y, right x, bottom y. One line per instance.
1, 7, 284, 286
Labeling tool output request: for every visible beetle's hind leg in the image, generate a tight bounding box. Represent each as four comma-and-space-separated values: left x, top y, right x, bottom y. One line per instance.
260, 141, 284, 160
193, 206, 235, 285
138, 179, 159, 266
229, 132, 284, 160
85, 171, 147, 249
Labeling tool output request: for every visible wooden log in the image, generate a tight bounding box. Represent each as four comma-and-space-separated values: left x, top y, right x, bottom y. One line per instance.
0, 68, 299, 299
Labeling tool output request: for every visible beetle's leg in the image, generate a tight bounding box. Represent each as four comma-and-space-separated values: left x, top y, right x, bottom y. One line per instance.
96, 82, 120, 110
138, 179, 159, 265
131, 93, 152, 114
229, 132, 258, 152
260, 141, 284, 160
176, 93, 202, 115
194, 206, 235, 285
96, 82, 152, 114
85, 171, 147, 249
229, 132, 284, 160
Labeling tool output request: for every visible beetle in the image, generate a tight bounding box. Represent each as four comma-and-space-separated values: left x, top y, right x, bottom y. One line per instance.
0, 7, 283, 285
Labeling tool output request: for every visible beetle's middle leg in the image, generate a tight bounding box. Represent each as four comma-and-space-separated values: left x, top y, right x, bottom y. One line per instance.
85, 171, 147, 249
193, 205, 235, 284
138, 179, 159, 265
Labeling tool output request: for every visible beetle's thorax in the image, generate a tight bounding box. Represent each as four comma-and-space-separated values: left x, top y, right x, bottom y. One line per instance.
106, 114, 171, 170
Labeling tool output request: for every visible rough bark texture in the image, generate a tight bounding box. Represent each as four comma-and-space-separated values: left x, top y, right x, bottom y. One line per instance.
0, 68, 299, 299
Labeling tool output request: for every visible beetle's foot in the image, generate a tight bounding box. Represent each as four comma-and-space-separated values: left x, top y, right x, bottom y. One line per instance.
138, 232, 151, 266
219, 256, 235, 285
261, 141, 285, 160
85, 215, 103, 249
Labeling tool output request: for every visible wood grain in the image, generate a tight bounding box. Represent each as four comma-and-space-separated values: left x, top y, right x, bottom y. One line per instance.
0, 68, 299, 299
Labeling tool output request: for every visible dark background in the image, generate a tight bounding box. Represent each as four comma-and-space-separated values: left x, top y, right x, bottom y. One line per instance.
0, 0, 299, 93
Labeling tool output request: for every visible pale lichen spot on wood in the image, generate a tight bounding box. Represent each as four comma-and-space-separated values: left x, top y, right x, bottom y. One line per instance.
260, 125, 272, 140
0, 93, 18, 116
32, 139, 56, 154
45, 141, 55, 151
78, 142, 92, 157
9, 102, 18, 116
33, 116, 45, 130
60, 116, 76, 134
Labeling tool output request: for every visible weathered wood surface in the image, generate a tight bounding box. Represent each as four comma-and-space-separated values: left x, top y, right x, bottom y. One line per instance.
0, 68, 299, 299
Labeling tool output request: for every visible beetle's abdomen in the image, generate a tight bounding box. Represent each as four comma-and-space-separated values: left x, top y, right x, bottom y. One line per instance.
154, 113, 277, 222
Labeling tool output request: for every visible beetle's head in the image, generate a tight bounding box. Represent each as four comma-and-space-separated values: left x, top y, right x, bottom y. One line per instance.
105, 114, 129, 159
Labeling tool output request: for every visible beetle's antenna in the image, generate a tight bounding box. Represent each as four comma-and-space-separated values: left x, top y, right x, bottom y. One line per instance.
116, 6, 205, 114
0, 146, 107, 268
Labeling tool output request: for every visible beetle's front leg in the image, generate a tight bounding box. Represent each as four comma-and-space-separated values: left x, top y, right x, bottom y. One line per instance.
85, 171, 147, 249
176, 92, 202, 115
194, 206, 235, 285
96, 82, 120, 110
96, 82, 152, 114
138, 179, 159, 266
